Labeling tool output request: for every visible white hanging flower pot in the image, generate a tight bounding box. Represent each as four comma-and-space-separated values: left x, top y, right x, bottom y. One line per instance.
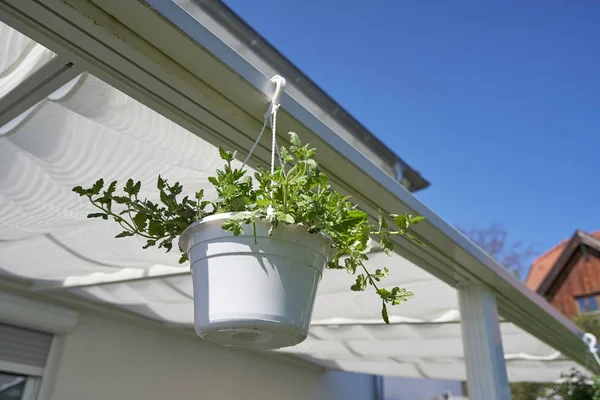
73, 75, 425, 347
179, 213, 332, 350
74, 100, 425, 348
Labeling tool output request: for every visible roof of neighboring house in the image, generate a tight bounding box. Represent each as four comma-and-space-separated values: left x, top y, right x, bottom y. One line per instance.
525, 230, 600, 293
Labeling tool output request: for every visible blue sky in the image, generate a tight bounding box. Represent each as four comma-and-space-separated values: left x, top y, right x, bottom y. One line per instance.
223, 0, 599, 269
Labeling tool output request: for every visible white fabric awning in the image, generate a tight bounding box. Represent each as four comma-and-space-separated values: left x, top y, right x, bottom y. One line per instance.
0, 21, 581, 382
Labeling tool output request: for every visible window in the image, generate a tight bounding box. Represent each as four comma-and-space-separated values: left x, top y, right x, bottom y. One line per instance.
0, 324, 52, 400
576, 295, 599, 313
0, 372, 26, 400
0, 372, 39, 400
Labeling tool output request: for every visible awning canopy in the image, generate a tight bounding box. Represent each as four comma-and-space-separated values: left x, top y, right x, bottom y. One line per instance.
0, 19, 587, 383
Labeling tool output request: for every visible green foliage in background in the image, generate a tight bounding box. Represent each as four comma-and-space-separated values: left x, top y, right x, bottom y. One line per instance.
510, 314, 600, 400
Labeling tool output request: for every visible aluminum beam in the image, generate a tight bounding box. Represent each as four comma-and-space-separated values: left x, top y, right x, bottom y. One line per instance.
0, 55, 81, 126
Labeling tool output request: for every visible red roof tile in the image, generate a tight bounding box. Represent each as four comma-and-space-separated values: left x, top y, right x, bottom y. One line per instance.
525, 230, 600, 291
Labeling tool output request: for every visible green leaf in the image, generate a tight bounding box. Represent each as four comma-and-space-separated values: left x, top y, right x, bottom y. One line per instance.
378, 209, 389, 231
148, 220, 165, 237
288, 132, 301, 147
87, 213, 108, 219
90, 179, 104, 195
332, 214, 367, 231
380, 235, 393, 256
107, 180, 117, 194
304, 159, 318, 169
344, 257, 358, 274
222, 219, 244, 236
392, 287, 414, 305
374, 268, 389, 281
405, 233, 425, 246
124, 179, 135, 196
218, 146, 234, 162
115, 231, 134, 238
350, 274, 367, 291
112, 196, 130, 204
72, 186, 86, 196
178, 253, 188, 264
159, 191, 170, 207
230, 196, 248, 211
143, 240, 156, 249
410, 215, 425, 224
133, 212, 147, 230
381, 303, 389, 324
278, 213, 295, 224
168, 181, 182, 196
133, 181, 141, 196
160, 240, 173, 252
392, 213, 408, 230
157, 175, 165, 190
256, 198, 270, 207
380, 286, 414, 305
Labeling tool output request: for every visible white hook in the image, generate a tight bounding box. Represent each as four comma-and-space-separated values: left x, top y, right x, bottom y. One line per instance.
583, 332, 600, 368
270, 75, 286, 105
264, 75, 286, 119
584, 333, 597, 353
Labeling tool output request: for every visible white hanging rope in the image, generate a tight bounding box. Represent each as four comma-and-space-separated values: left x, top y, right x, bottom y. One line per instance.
269, 104, 280, 175
242, 75, 286, 170
583, 332, 600, 368
242, 116, 269, 168
240, 75, 286, 220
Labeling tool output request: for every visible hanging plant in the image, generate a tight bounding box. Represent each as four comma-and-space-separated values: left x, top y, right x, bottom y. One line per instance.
73, 132, 425, 348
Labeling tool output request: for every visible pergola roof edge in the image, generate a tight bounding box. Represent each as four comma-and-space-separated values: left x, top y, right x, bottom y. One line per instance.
0, 0, 590, 372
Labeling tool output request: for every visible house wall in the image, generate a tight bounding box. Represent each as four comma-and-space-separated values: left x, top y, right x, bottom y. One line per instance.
549, 255, 600, 317
382, 376, 463, 400
49, 311, 375, 400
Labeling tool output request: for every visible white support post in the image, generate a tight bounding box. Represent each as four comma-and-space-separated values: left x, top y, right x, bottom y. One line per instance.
458, 285, 511, 400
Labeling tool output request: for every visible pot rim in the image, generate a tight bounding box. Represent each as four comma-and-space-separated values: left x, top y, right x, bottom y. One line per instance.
178, 212, 333, 252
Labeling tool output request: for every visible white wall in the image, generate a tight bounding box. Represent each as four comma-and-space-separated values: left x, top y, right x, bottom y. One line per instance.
49, 312, 375, 400
321, 371, 377, 399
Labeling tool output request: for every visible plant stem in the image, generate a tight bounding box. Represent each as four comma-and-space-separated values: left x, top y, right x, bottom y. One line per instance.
360, 261, 383, 295
88, 196, 162, 240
